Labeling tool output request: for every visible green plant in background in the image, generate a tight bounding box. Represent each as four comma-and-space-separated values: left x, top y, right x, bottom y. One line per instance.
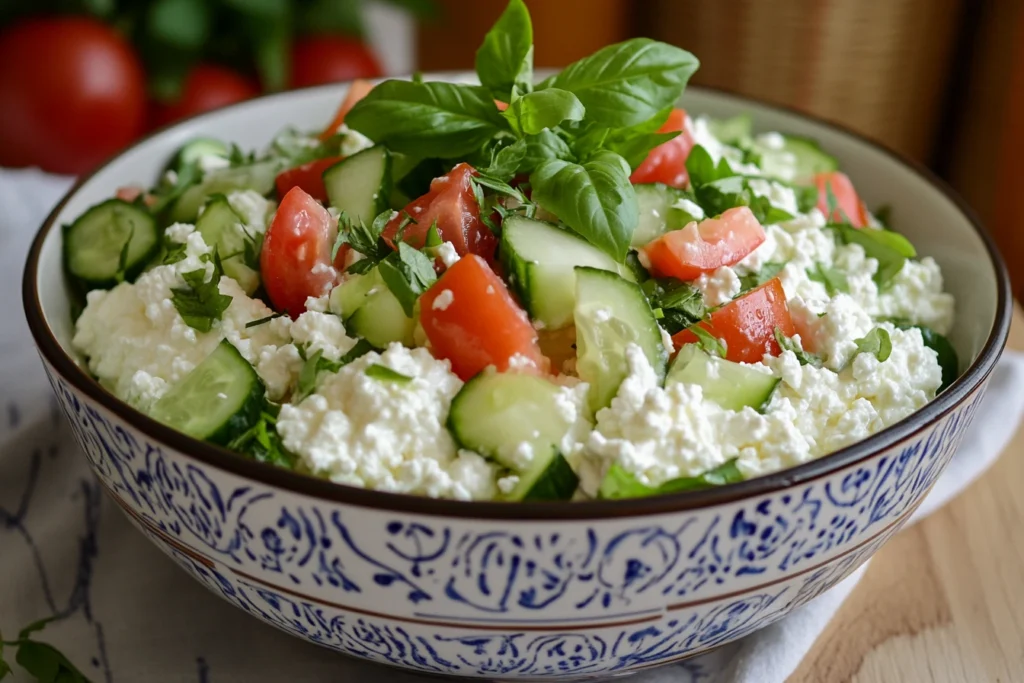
0, 617, 93, 682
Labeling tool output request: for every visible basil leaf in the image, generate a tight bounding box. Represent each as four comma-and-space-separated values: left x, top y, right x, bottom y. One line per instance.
502, 88, 585, 136
853, 327, 893, 362
516, 129, 575, 173
738, 261, 785, 293
365, 364, 414, 383
531, 151, 637, 261
482, 137, 528, 178
475, 0, 534, 100
686, 144, 736, 187
774, 327, 823, 367
914, 325, 958, 392
378, 242, 437, 317
686, 323, 727, 358
806, 262, 849, 296
598, 459, 743, 499
171, 261, 232, 333
345, 80, 506, 158
541, 38, 699, 127
832, 224, 915, 287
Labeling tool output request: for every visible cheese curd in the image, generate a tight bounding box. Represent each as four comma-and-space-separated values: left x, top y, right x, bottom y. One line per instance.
276, 344, 497, 500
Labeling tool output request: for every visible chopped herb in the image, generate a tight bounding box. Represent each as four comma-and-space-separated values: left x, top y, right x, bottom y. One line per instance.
830, 223, 915, 288
293, 339, 374, 402
624, 251, 650, 283
171, 258, 232, 333
365, 364, 414, 383
226, 401, 295, 470
471, 172, 531, 206
687, 324, 727, 358
641, 278, 704, 334
161, 236, 188, 265
395, 211, 419, 242
245, 312, 288, 328
823, 181, 851, 224
806, 262, 849, 296
331, 209, 393, 273
738, 261, 785, 292
425, 220, 443, 247
598, 459, 743, 500
377, 242, 438, 317
685, 144, 735, 187
774, 327, 823, 367
853, 327, 892, 362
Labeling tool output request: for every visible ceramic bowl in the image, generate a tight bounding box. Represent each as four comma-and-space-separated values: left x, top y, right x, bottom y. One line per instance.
22, 79, 1012, 679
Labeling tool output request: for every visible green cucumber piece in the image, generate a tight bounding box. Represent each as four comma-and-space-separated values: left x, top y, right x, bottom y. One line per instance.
666, 345, 779, 412
170, 160, 282, 223
174, 138, 229, 171
148, 340, 264, 445
196, 196, 260, 294
448, 371, 579, 502
574, 267, 667, 413
758, 135, 838, 182
64, 199, 160, 289
330, 269, 414, 348
323, 145, 393, 225
632, 183, 702, 248
707, 115, 753, 145
501, 216, 629, 330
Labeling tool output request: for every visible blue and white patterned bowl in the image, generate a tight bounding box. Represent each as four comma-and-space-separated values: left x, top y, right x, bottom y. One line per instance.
22, 80, 1013, 680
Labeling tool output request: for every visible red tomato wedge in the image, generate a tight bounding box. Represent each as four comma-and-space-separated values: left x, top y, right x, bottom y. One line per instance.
630, 108, 695, 188
419, 255, 547, 380
274, 156, 344, 203
672, 278, 795, 364
815, 171, 869, 227
384, 162, 497, 262
319, 78, 374, 141
260, 186, 338, 318
642, 206, 766, 281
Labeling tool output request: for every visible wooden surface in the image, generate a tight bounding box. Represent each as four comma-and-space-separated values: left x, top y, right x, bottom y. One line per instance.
789, 302, 1024, 683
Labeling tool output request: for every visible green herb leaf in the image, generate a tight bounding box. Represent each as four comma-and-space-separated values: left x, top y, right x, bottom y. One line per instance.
853, 327, 893, 362
378, 242, 438, 317
685, 145, 735, 187
502, 88, 585, 136
540, 38, 699, 128
472, 173, 531, 206
332, 210, 393, 270
226, 402, 295, 470
686, 324, 727, 358
706, 114, 753, 145
603, 128, 678, 170
345, 80, 506, 158
806, 262, 849, 296
245, 312, 287, 329
171, 262, 232, 333
911, 325, 958, 392
774, 327, 823, 367
474, 0, 534, 100
793, 184, 820, 213
10, 616, 93, 683
694, 176, 794, 225
641, 278, 704, 334
624, 251, 650, 283
530, 150, 637, 261
293, 339, 374, 403
146, 0, 210, 50
365, 364, 414, 383
738, 261, 785, 292
519, 130, 575, 173
598, 459, 743, 499
424, 220, 443, 248
831, 224, 915, 287
482, 137, 528, 178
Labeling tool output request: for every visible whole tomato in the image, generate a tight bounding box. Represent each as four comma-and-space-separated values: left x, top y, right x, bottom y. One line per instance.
0, 18, 146, 175
149, 64, 259, 129
289, 36, 383, 88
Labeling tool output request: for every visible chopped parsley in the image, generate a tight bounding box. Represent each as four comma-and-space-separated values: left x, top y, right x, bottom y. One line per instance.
293, 339, 374, 403
365, 364, 414, 383
853, 327, 892, 363
171, 255, 232, 333
738, 261, 785, 292
774, 327, 822, 367
806, 262, 849, 296
331, 209, 393, 274
641, 278, 705, 334
377, 242, 437, 317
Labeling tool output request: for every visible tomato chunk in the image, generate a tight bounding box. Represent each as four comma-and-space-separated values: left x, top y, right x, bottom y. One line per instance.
419, 255, 547, 380
260, 186, 338, 318
672, 278, 795, 364
642, 206, 766, 281
274, 156, 344, 203
384, 162, 497, 262
319, 78, 374, 141
630, 108, 695, 188
815, 171, 869, 227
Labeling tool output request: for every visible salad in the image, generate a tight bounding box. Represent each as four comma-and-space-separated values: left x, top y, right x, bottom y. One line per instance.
66, 0, 957, 502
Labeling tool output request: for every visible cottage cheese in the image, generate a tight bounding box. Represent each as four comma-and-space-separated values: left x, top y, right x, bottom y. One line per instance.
276, 344, 497, 500
437, 242, 461, 268
694, 266, 741, 307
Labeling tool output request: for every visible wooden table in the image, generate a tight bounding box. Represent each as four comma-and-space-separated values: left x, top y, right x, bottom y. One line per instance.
790, 303, 1024, 683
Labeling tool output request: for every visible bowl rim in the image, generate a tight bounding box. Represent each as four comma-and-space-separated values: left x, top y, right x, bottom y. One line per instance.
22, 79, 1013, 521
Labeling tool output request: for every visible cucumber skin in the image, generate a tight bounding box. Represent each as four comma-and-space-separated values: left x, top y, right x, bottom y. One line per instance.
323, 145, 393, 225
207, 379, 265, 446
63, 199, 161, 290
506, 450, 579, 502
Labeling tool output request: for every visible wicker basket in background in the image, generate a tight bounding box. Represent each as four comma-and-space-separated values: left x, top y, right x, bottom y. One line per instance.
644, 0, 963, 163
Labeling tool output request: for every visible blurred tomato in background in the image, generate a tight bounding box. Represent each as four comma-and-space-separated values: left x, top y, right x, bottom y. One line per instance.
0, 0, 432, 175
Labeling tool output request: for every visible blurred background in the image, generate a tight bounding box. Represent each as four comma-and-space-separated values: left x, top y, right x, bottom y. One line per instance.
0, 0, 1020, 298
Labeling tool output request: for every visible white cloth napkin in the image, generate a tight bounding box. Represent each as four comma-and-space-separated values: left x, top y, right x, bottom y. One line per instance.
2, 167, 1023, 683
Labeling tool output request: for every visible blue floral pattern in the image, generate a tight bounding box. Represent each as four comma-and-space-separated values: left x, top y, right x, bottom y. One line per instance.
45, 365, 982, 678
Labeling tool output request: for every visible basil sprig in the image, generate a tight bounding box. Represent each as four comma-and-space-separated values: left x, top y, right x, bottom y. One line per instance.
344, 0, 699, 262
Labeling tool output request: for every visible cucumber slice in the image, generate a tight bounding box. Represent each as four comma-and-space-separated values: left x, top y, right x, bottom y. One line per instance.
174, 138, 229, 171
501, 216, 628, 330
632, 184, 702, 248
330, 269, 414, 348
707, 115, 753, 145
574, 267, 667, 413
170, 160, 282, 223
196, 196, 260, 294
64, 199, 160, 289
323, 145, 393, 225
148, 340, 265, 445
666, 345, 779, 412
504, 448, 579, 502
448, 371, 579, 502
758, 135, 838, 182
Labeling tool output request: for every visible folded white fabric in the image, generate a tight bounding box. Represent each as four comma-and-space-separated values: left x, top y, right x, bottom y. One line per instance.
2, 167, 1022, 683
